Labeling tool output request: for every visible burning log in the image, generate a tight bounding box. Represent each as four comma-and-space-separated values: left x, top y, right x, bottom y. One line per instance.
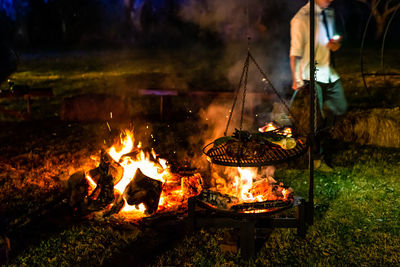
119, 149, 140, 162
85, 150, 118, 212
181, 173, 203, 196
230, 199, 292, 212
197, 190, 238, 210
67, 170, 89, 211
120, 147, 157, 163
123, 168, 163, 215
246, 177, 293, 201
102, 193, 125, 217
247, 177, 276, 199
89, 150, 124, 184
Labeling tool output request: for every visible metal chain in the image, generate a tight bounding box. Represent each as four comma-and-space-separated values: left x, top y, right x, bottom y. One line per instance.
246, 0, 251, 51
248, 52, 306, 133
314, 62, 319, 134
226, 51, 311, 136
224, 53, 250, 136
240, 55, 250, 131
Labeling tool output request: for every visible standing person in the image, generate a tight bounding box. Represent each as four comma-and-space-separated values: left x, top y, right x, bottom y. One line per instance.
290, 0, 347, 171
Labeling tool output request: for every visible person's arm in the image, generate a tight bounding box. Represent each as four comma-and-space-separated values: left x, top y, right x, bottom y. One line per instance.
326, 9, 342, 52
290, 17, 305, 90
290, 55, 304, 90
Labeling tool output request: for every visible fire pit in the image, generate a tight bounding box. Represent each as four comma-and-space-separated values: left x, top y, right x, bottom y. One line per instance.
187, 164, 307, 259
188, 51, 312, 259
188, 193, 306, 259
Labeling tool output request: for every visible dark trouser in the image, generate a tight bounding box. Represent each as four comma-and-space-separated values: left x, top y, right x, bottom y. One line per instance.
314, 79, 347, 160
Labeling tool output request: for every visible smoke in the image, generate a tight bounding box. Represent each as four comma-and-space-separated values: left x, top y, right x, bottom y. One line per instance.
179, 1, 305, 177
179, 0, 265, 42
179, 0, 298, 111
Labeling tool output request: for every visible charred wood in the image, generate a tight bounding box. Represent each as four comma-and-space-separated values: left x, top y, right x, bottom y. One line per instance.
67, 171, 89, 211
181, 173, 203, 196
197, 190, 238, 210
123, 168, 163, 215
230, 200, 292, 212
84, 150, 117, 212
103, 193, 125, 217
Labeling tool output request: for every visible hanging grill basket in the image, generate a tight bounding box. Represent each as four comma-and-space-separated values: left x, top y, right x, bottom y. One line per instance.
203, 52, 308, 167
203, 130, 308, 167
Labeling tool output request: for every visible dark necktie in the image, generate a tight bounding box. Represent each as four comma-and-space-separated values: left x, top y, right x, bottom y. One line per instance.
321, 9, 331, 40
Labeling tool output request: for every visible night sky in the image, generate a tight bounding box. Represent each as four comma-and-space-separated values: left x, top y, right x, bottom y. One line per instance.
1, 0, 399, 48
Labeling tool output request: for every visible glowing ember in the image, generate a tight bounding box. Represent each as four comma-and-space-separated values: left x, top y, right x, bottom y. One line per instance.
83, 129, 202, 219
259, 122, 293, 137
282, 127, 293, 137
258, 122, 278, 132
231, 167, 292, 203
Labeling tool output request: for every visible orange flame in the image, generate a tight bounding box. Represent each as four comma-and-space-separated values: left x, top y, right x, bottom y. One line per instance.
258, 122, 293, 137
85, 129, 202, 218
258, 122, 278, 132
217, 167, 291, 205
282, 127, 293, 137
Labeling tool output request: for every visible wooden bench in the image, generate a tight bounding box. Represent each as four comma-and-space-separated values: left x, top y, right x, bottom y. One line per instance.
139, 89, 178, 120
0, 87, 53, 119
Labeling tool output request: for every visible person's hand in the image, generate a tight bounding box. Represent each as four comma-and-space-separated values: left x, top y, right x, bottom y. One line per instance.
327, 35, 342, 52
292, 79, 304, 90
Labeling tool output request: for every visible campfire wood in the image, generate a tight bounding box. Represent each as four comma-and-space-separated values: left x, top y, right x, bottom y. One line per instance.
123, 168, 163, 215
188, 195, 306, 259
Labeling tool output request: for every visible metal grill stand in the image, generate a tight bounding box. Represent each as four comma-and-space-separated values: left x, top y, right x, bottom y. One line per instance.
189, 0, 317, 259
188, 196, 307, 259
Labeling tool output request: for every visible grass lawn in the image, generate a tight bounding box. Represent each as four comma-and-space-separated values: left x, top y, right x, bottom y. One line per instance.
0, 43, 399, 266
156, 144, 400, 266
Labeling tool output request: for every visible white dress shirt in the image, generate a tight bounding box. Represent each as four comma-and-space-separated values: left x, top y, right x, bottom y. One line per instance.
290, 2, 340, 83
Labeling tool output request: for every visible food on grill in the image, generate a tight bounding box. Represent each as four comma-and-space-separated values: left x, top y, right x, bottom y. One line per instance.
264, 134, 296, 150
225, 140, 265, 159
254, 131, 296, 150
214, 129, 296, 156
213, 136, 235, 146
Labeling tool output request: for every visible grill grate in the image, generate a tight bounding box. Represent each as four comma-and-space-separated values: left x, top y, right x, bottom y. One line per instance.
203, 136, 308, 167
